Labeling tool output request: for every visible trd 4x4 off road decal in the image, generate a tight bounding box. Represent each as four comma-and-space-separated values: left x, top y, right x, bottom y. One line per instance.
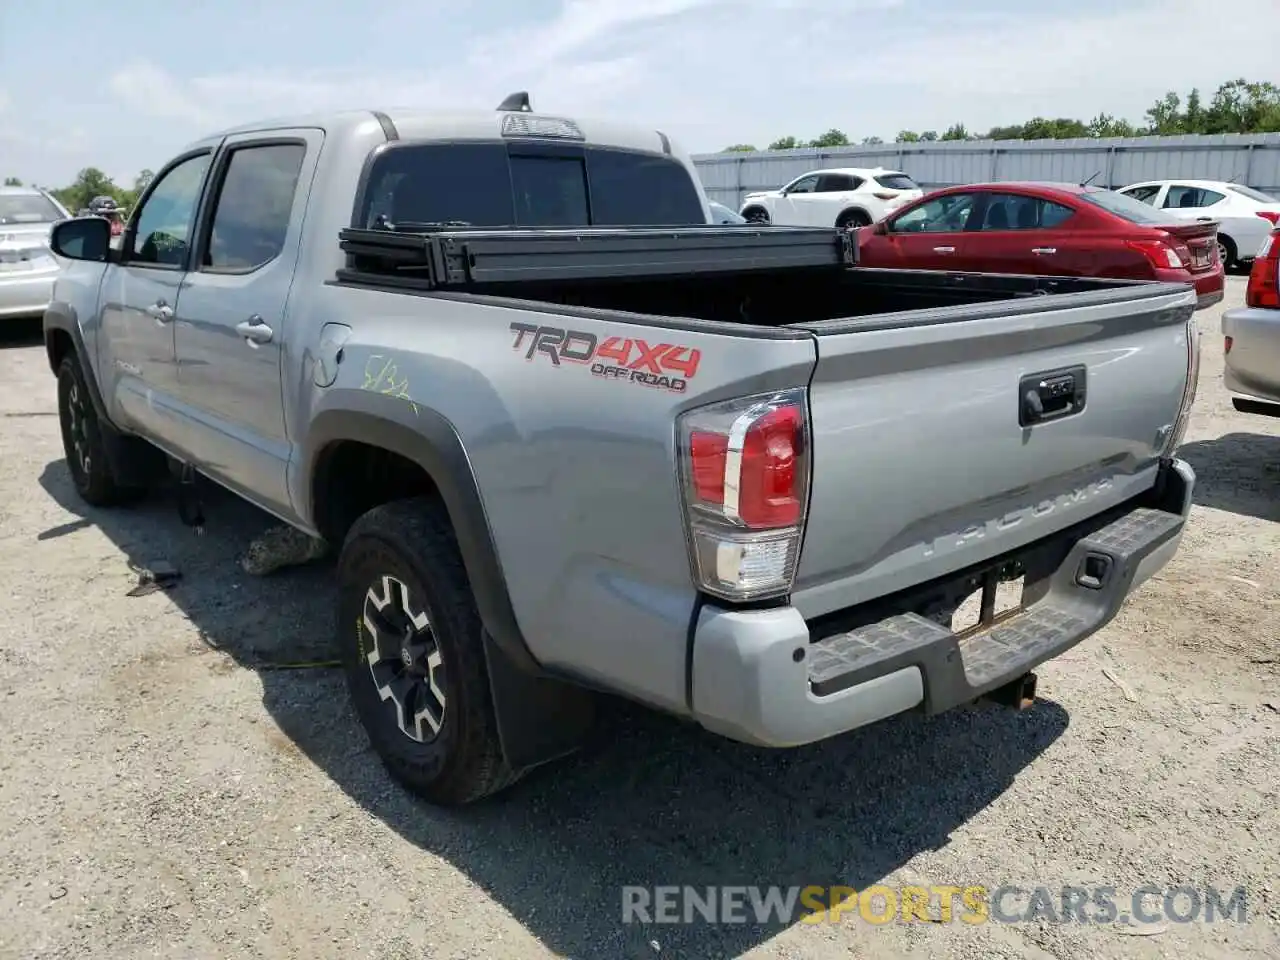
509, 322, 701, 393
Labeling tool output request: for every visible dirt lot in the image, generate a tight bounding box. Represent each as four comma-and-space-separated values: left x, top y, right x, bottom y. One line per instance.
1, 278, 1277, 960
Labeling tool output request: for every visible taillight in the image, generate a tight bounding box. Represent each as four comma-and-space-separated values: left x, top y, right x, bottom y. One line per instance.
1126, 239, 1184, 270
1224, 336, 1233, 354
1245, 232, 1279, 309
1162, 312, 1200, 456
678, 388, 810, 601
1256, 211, 1280, 226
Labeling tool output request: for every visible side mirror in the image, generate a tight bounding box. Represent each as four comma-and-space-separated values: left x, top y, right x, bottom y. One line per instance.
873, 220, 889, 235
50, 216, 112, 262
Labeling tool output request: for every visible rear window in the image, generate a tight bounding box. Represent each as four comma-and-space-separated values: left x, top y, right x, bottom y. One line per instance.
359, 142, 706, 229
874, 173, 919, 191
1077, 188, 1185, 226
1227, 184, 1278, 204
0, 193, 64, 224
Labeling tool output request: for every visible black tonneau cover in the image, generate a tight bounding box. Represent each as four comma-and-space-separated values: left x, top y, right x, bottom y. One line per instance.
336, 223, 856, 289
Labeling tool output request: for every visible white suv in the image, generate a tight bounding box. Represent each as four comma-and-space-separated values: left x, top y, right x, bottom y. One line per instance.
1116, 179, 1280, 270
739, 167, 923, 230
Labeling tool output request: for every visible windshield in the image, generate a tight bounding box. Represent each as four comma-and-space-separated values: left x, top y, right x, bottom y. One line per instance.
1078, 188, 1186, 226
360, 142, 706, 229
1227, 184, 1278, 204
874, 173, 919, 191
0, 193, 64, 225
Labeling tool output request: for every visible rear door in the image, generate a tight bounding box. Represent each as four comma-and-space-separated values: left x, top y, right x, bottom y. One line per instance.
1161, 184, 1226, 221
961, 192, 1083, 275
789, 285, 1197, 618
875, 192, 980, 270
172, 130, 320, 516
814, 173, 862, 227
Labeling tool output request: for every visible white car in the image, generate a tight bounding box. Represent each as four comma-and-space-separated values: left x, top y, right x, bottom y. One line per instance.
739, 167, 923, 230
0, 186, 70, 321
1115, 179, 1280, 270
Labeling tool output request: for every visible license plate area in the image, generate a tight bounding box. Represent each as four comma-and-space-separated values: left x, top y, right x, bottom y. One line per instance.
950, 564, 1026, 637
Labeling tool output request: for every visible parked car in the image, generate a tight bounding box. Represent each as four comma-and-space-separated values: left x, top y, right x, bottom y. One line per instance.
1221, 226, 1280, 418
708, 201, 746, 224
45, 101, 1198, 806
0, 186, 71, 320
739, 167, 923, 230
856, 182, 1225, 311
1115, 179, 1280, 271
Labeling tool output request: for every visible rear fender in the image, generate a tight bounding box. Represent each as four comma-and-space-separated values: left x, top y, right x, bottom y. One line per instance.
303, 404, 596, 774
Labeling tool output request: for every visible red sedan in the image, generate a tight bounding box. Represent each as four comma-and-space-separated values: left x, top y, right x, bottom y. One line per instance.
857, 182, 1225, 310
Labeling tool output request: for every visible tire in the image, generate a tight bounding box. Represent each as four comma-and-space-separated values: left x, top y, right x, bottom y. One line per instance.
836, 209, 872, 231
742, 206, 770, 225
1218, 235, 1237, 271
338, 497, 515, 806
56, 354, 144, 506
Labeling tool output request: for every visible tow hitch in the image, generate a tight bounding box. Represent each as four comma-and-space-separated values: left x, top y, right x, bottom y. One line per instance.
982, 672, 1038, 710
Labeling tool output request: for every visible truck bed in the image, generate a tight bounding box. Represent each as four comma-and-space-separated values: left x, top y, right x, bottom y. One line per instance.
334, 223, 1188, 330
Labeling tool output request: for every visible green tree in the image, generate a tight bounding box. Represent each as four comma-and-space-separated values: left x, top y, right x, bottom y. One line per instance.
1204, 79, 1280, 133
721, 144, 756, 153
3, 176, 21, 187
984, 124, 1025, 140
768, 135, 800, 150
940, 123, 969, 141
807, 128, 850, 148
1087, 113, 1138, 138
861, 135, 884, 145
919, 130, 939, 141
1145, 91, 1183, 134
52, 167, 122, 214
895, 130, 920, 142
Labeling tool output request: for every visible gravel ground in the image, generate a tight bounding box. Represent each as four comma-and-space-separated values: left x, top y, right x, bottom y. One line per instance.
0, 278, 1277, 960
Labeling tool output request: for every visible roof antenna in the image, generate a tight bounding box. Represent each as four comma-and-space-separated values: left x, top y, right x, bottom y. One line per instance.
1081, 169, 1101, 187
497, 91, 532, 113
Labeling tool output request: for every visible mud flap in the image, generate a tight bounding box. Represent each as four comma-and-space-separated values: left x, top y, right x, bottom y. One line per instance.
480, 630, 597, 775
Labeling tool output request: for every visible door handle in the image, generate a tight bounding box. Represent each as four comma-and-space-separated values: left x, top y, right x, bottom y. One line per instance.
235, 315, 274, 347
146, 300, 174, 323
933, 246, 956, 253
1031, 247, 1057, 254
1195, 217, 1213, 222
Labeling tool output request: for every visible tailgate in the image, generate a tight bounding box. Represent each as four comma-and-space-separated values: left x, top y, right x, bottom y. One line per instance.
788, 284, 1196, 618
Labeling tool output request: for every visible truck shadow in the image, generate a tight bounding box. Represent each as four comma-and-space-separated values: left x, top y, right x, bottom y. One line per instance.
1178, 432, 1280, 523
38, 460, 1067, 959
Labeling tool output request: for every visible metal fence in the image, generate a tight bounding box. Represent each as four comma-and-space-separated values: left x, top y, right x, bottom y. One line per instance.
692, 133, 1280, 210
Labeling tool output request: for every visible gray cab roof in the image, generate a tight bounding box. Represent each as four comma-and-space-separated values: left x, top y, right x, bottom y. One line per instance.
184, 106, 683, 160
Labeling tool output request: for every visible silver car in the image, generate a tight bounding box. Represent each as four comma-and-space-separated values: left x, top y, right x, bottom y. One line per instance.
1222, 227, 1280, 417
0, 186, 70, 320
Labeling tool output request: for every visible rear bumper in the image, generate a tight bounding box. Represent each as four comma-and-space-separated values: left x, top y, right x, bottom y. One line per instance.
1152, 266, 1222, 310
690, 458, 1194, 748
0, 269, 58, 319
1222, 305, 1280, 404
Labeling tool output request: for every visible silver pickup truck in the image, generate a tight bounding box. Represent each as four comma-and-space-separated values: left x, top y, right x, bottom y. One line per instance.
43, 96, 1200, 806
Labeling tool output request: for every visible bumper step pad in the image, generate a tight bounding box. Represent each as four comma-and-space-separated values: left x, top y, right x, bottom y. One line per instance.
806, 507, 1183, 713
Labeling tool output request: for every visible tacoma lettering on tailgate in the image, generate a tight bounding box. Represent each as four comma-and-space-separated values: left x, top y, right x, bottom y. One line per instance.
509, 322, 701, 393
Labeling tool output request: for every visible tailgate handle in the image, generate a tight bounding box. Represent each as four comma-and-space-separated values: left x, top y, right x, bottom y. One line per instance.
1019, 365, 1086, 427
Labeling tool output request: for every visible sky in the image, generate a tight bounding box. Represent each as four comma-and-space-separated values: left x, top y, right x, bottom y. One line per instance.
2, 0, 1278, 188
